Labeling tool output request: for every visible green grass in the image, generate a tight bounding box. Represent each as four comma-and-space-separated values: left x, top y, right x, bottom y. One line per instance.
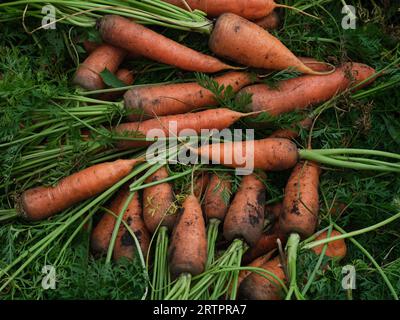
0, 0, 400, 300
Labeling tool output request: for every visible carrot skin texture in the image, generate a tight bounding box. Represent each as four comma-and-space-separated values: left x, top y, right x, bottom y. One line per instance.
73, 44, 126, 90
99, 15, 232, 73
163, 0, 276, 20
209, 13, 320, 74
240, 63, 376, 115
312, 230, 347, 259
143, 166, 176, 233
124, 72, 252, 120
204, 173, 232, 221
19, 159, 140, 221
114, 108, 245, 150
196, 138, 299, 171
238, 256, 286, 300
269, 118, 313, 140
223, 173, 266, 246
83, 40, 141, 59
168, 195, 207, 278
280, 161, 321, 238
99, 69, 135, 101
254, 11, 280, 30
193, 172, 210, 200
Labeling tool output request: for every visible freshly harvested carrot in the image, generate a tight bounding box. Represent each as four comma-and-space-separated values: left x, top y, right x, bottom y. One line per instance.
193, 172, 210, 200
195, 137, 299, 171
265, 202, 283, 223
73, 43, 126, 90
269, 118, 313, 140
238, 256, 286, 300
124, 72, 252, 120
17, 158, 141, 221
114, 108, 251, 150
99, 69, 135, 101
83, 40, 141, 59
204, 173, 232, 221
168, 194, 207, 278
143, 166, 176, 233
254, 11, 280, 30
223, 172, 266, 246
113, 191, 150, 261
209, 13, 331, 75
239, 62, 376, 115
312, 230, 347, 259
279, 161, 321, 238
99, 15, 234, 73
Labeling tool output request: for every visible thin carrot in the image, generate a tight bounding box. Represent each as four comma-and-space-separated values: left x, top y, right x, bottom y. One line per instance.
99, 68, 135, 101
99, 15, 234, 73
17, 158, 142, 221
209, 13, 332, 75
223, 172, 266, 246
312, 230, 347, 259
83, 39, 141, 59
124, 72, 252, 120
204, 173, 232, 221
269, 118, 313, 140
254, 11, 280, 30
193, 172, 210, 200
73, 43, 126, 90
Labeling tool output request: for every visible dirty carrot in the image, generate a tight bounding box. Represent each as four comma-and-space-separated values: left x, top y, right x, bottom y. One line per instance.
312, 230, 347, 259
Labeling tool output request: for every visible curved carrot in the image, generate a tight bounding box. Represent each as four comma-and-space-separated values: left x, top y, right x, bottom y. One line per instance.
124, 72, 252, 120
312, 230, 347, 259
279, 161, 321, 238
99, 69, 135, 101
17, 158, 141, 221
204, 173, 232, 221
239, 62, 376, 115
168, 194, 207, 278
223, 172, 266, 246
73, 43, 126, 90
143, 166, 176, 233
99, 15, 234, 73
209, 13, 330, 75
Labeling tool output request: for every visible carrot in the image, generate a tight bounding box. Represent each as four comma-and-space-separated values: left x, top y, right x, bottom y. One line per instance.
83, 40, 141, 59
113, 191, 150, 261
223, 172, 266, 246
239, 62, 376, 115
195, 137, 299, 171
124, 72, 252, 120
312, 230, 347, 259
17, 158, 141, 221
269, 118, 313, 140
254, 11, 280, 30
99, 15, 234, 73
114, 108, 252, 150
73, 43, 126, 90
99, 69, 135, 101
143, 166, 176, 233
193, 172, 210, 200
265, 202, 283, 223
168, 194, 207, 278
204, 173, 232, 221
209, 13, 331, 75
238, 256, 286, 300
279, 161, 321, 238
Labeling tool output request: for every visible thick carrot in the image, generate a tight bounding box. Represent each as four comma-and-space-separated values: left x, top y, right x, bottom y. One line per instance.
223, 172, 266, 246
269, 118, 313, 140
238, 256, 286, 300
168, 194, 207, 278
209, 13, 330, 75
204, 173, 232, 221
143, 166, 176, 233
124, 72, 252, 120
114, 108, 250, 150
99, 15, 234, 73
99, 69, 135, 101
279, 161, 321, 238
17, 158, 141, 221
239, 63, 376, 115
73, 43, 126, 90
113, 191, 150, 261
195, 137, 299, 171
254, 11, 280, 30
312, 230, 347, 259
193, 172, 210, 200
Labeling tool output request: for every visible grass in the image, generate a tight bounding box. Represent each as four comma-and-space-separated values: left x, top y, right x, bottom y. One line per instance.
0, 0, 400, 300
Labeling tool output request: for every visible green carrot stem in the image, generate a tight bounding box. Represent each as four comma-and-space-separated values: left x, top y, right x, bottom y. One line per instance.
206, 218, 221, 267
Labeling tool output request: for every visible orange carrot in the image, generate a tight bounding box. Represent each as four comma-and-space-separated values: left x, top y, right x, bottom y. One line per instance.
265, 202, 283, 223
238, 256, 286, 300
269, 118, 313, 140
254, 11, 280, 30
114, 108, 250, 150
312, 230, 347, 259
99, 69, 135, 101
17, 158, 141, 221
195, 137, 299, 171
99, 15, 234, 73
73, 43, 126, 90
124, 72, 252, 120
83, 40, 141, 59
168, 194, 207, 278
193, 172, 210, 200
279, 161, 321, 238
143, 166, 176, 233
209, 13, 330, 75
223, 172, 266, 246
239, 62, 376, 115
204, 173, 232, 221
